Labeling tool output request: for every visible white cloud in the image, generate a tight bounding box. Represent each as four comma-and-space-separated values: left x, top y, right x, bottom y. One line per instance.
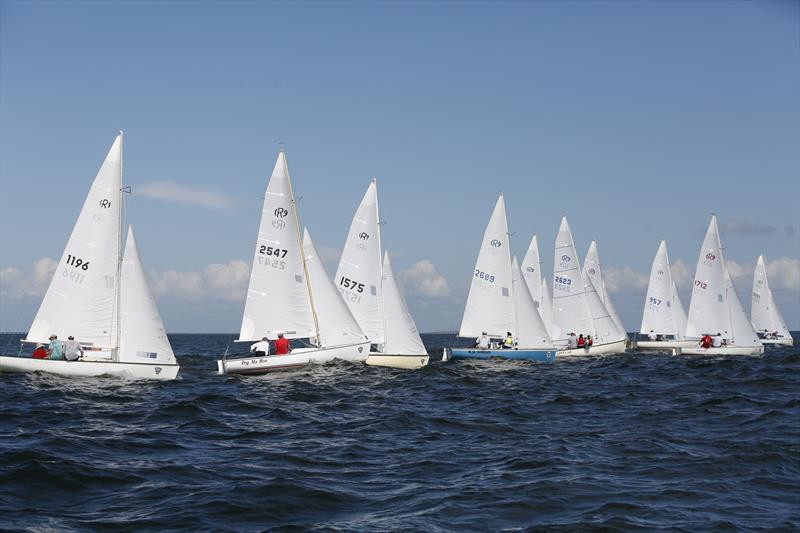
603, 266, 649, 294
0, 257, 57, 300
137, 181, 235, 209
765, 257, 800, 291
398, 260, 451, 298
149, 260, 250, 303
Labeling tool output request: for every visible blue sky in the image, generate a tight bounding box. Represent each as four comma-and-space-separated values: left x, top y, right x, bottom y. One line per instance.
1, 0, 798, 333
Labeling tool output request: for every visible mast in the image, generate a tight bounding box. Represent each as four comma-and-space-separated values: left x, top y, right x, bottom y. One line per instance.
283, 148, 322, 345
114, 130, 124, 361
373, 177, 387, 350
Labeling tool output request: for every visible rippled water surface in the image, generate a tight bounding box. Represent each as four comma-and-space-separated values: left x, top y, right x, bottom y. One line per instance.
1, 333, 799, 531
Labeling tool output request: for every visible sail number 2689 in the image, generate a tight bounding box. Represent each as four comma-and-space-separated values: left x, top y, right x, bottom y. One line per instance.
475, 270, 495, 283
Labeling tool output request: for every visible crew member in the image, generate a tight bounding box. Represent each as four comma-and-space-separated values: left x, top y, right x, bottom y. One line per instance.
502, 332, 514, 349
64, 335, 84, 362
275, 332, 290, 355
250, 336, 270, 357
47, 335, 63, 360
475, 332, 490, 350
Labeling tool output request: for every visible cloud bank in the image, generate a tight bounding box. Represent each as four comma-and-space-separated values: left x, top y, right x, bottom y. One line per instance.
398, 260, 451, 298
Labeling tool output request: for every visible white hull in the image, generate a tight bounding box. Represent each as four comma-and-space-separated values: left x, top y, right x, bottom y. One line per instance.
217, 341, 370, 375
0, 355, 179, 380
682, 344, 765, 356
760, 339, 793, 346
557, 339, 627, 356
366, 352, 430, 369
632, 340, 698, 350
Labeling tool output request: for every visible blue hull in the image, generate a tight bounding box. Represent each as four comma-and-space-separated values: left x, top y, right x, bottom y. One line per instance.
449, 348, 556, 363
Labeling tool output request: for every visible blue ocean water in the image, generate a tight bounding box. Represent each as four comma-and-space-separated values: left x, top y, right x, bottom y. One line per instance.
1, 332, 798, 531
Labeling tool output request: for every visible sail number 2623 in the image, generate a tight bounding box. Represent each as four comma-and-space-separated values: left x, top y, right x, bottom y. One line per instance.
475, 270, 495, 282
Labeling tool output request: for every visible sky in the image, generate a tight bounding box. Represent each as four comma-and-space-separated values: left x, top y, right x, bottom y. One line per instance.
1, 0, 798, 333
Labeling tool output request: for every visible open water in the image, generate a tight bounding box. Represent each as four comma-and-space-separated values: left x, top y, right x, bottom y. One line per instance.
1, 332, 798, 532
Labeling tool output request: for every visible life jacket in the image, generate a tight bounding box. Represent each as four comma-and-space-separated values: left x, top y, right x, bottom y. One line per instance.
587, 338, 593, 347
577, 336, 585, 347
701, 335, 712, 348
503, 336, 514, 348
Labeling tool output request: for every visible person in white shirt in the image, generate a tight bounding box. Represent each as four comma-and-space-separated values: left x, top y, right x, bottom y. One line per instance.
647, 330, 657, 341
250, 337, 271, 357
63, 335, 84, 361
567, 332, 578, 349
475, 332, 490, 350
712, 333, 722, 348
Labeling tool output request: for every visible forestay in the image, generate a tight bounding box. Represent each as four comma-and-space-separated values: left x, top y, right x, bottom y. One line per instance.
381, 252, 427, 355
239, 151, 314, 342
551, 216, 594, 341
459, 194, 513, 338
334, 180, 384, 343
118, 227, 176, 364
751, 255, 791, 339
26, 134, 123, 349
303, 229, 366, 348
511, 256, 553, 348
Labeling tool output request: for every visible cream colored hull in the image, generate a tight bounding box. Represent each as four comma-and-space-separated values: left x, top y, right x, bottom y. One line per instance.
633, 340, 698, 350
366, 353, 429, 369
217, 341, 370, 375
557, 339, 627, 356
0, 355, 179, 380
682, 344, 765, 356
761, 339, 793, 346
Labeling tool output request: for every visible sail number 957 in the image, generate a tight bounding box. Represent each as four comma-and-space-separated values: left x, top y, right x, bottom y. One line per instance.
475, 270, 495, 283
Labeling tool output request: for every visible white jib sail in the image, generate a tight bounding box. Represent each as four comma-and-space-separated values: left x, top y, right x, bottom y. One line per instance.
303, 229, 366, 347
584, 241, 626, 336
551, 216, 594, 341
672, 280, 688, 340
459, 194, 513, 338
641, 240, 684, 338
686, 216, 730, 338
751, 255, 792, 339
26, 133, 123, 349
118, 226, 176, 365
512, 256, 553, 348
539, 278, 554, 338
334, 179, 384, 343
582, 268, 625, 344
239, 150, 314, 342
521, 234, 543, 304
381, 251, 427, 355
722, 248, 761, 346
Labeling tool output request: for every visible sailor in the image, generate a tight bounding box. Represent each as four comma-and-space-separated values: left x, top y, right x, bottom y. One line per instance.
47, 334, 64, 360
648, 330, 657, 341
586, 335, 593, 348
250, 336, 270, 357
502, 332, 514, 349
712, 333, 722, 348
567, 332, 578, 349
32, 344, 48, 359
700, 334, 713, 349
63, 335, 84, 361
475, 332, 490, 350
275, 332, 290, 355
577, 334, 585, 348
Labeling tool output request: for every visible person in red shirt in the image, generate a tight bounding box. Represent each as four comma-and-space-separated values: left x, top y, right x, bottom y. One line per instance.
275, 332, 290, 355
32, 344, 48, 359
577, 334, 585, 348
700, 334, 713, 349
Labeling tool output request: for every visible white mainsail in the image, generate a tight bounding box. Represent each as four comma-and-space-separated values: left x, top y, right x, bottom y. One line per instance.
334, 180, 384, 343
118, 226, 176, 364
459, 194, 514, 338
584, 241, 626, 336
686, 215, 761, 347
521, 235, 543, 304
640, 240, 687, 339
539, 278, 554, 337
381, 252, 427, 355
751, 255, 792, 340
26, 134, 123, 349
512, 256, 553, 348
303, 229, 366, 347
551, 216, 594, 341
239, 151, 314, 342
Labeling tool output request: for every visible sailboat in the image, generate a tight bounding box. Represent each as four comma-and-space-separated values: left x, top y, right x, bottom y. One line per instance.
751, 255, 793, 346
634, 240, 693, 350
0, 133, 179, 380
521, 234, 554, 337
334, 180, 429, 369
683, 215, 763, 355
550, 216, 627, 355
583, 241, 627, 338
449, 194, 556, 362
216, 150, 370, 375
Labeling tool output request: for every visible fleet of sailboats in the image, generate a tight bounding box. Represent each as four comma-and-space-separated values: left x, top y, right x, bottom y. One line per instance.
1, 139, 794, 380
0, 133, 180, 380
